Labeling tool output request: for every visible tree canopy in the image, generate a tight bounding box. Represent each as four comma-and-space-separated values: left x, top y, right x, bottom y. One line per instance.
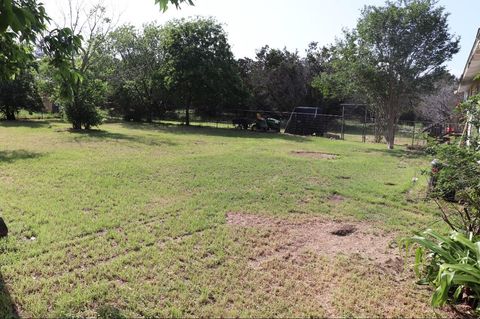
314, 0, 459, 149
161, 17, 245, 124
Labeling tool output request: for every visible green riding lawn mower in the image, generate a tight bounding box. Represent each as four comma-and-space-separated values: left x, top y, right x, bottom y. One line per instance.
251, 114, 281, 132
232, 114, 281, 133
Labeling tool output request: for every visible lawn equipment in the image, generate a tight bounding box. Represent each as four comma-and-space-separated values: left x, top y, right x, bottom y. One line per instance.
251, 113, 281, 132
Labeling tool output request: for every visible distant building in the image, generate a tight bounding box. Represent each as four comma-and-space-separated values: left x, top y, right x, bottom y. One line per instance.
457, 28, 480, 142
41, 95, 59, 113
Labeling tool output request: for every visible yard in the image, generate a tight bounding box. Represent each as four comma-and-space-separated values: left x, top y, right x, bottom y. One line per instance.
0, 120, 448, 317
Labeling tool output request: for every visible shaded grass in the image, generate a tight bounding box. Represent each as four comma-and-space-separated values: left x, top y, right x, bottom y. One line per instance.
0, 120, 445, 317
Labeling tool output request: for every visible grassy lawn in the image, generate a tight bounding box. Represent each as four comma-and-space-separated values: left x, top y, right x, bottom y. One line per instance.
0, 120, 447, 317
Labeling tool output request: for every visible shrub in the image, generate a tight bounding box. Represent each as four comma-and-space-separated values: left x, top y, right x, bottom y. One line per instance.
62, 78, 107, 129
426, 143, 480, 235
406, 229, 480, 313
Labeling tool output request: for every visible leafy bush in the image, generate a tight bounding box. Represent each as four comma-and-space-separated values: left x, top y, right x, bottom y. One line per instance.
62, 78, 107, 129
426, 142, 480, 235
407, 229, 480, 312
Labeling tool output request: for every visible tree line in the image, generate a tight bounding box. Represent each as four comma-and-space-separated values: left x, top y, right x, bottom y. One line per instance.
4, 10, 344, 125
0, 0, 460, 149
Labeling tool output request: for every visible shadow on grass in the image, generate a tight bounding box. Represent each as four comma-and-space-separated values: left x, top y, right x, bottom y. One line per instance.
0, 150, 43, 164
119, 122, 310, 143
0, 272, 19, 318
68, 128, 177, 146
0, 120, 51, 129
364, 147, 426, 159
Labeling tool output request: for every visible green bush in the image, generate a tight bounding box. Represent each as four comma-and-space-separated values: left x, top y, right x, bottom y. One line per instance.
407, 229, 480, 312
62, 78, 107, 129
427, 142, 480, 235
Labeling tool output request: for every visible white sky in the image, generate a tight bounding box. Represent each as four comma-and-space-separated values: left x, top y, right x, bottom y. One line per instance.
43, 0, 480, 77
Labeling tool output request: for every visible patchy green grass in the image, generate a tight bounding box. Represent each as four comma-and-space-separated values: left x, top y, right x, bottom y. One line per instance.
0, 120, 447, 317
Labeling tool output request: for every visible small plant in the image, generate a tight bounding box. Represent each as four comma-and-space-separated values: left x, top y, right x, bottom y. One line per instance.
406, 229, 480, 313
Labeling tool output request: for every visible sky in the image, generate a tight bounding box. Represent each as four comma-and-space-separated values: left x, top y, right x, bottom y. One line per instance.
43, 0, 480, 77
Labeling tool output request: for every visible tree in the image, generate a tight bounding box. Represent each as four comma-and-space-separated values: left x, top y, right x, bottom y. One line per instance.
161, 17, 244, 125
0, 0, 49, 79
238, 47, 308, 112
416, 74, 460, 123
108, 24, 170, 121
40, 0, 115, 129
314, 0, 459, 149
0, 69, 43, 120
257, 46, 307, 112
238, 44, 342, 114
0, 0, 192, 119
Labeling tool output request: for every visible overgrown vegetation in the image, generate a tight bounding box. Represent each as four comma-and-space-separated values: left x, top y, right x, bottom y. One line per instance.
407, 93, 480, 315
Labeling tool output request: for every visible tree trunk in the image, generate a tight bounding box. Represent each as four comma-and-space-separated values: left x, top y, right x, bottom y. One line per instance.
72, 121, 82, 130
5, 107, 17, 121
374, 118, 383, 143
185, 104, 190, 126
384, 116, 396, 149
146, 106, 153, 123
386, 126, 396, 149
5, 111, 15, 121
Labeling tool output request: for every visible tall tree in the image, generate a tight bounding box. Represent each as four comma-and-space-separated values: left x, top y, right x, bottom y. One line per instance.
239, 46, 308, 112
108, 24, 169, 121
314, 0, 459, 149
161, 17, 244, 125
0, 0, 191, 112
41, 0, 115, 129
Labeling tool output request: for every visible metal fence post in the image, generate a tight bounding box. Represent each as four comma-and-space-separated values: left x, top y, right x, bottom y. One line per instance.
362, 107, 367, 143
341, 106, 345, 140
412, 121, 416, 146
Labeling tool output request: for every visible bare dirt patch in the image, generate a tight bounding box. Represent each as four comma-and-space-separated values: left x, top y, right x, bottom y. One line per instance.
328, 194, 345, 203
291, 151, 337, 160
226, 212, 399, 271
330, 224, 356, 236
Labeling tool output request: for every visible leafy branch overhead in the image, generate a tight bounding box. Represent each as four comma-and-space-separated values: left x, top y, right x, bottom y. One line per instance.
0, 0, 194, 80
154, 0, 194, 12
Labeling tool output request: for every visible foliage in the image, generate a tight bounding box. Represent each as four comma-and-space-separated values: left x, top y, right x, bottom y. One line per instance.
161, 17, 245, 124
0, 0, 186, 124
155, 0, 194, 12
407, 229, 480, 312
0, 69, 43, 120
0, 0, 84, 88
427, 142, 480, 235
314, 0, 459, 149
39, 1, 115, 129
239, 46, 307, 112
0, 0, 49, 79
237, 43, 342, 114
108, 24, 169, 121
417, 74, 460, 123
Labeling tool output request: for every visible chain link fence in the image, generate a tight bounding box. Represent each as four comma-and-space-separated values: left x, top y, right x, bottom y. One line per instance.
160, 108, 464, 147
14, 108, 463, 147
